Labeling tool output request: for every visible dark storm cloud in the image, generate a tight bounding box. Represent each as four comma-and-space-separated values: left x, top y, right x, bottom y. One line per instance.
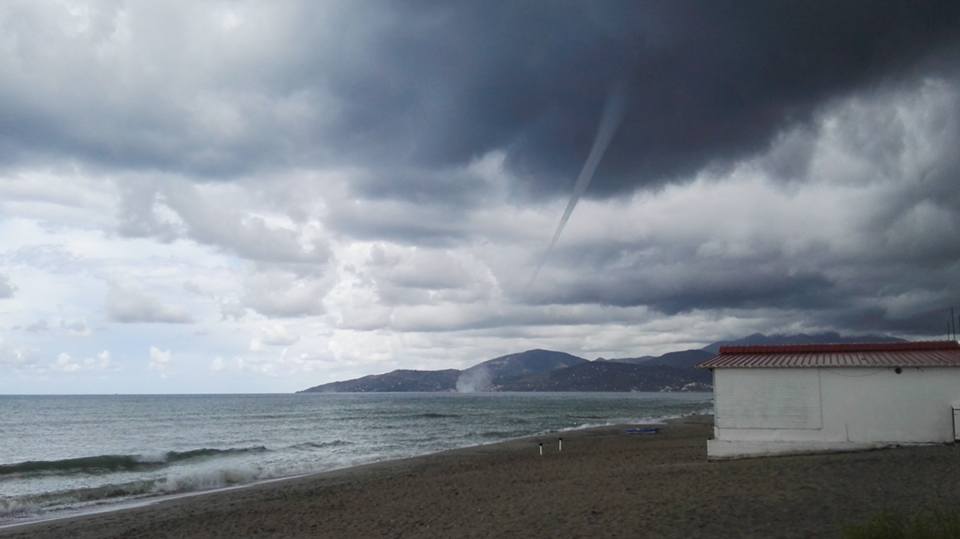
523, 256, 839, 314
825, 305, 960, 337
3, 1, 960, 200
490, 69, 960, 336
304, 0, 960, 197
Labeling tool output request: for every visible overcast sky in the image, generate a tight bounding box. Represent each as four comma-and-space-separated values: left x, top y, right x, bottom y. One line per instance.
2, 1, 960, 393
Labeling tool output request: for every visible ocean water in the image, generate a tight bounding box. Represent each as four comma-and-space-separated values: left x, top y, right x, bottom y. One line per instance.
0, 392, 711, 525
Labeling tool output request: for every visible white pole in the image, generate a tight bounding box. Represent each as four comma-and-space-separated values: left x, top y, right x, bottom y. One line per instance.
538, 442, 543, 456
558, 437, 563, 453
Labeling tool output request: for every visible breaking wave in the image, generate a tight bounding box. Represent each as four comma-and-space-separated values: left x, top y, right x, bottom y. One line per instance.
0, 465, 264, 522
0, 446, 268, 478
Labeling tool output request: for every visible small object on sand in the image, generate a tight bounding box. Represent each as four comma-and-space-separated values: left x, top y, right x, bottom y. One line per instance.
558, 437, 563, 453
538, 442, 543, 456
624, 427, 660, 435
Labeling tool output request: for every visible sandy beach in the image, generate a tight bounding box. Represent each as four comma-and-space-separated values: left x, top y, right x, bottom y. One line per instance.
3, 415, 958, 538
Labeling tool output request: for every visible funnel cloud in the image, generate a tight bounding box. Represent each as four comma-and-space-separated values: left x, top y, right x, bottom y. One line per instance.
529, 87, 627, 286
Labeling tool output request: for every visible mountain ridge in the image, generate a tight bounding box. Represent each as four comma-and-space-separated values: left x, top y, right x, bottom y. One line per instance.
298, 332, 903, 393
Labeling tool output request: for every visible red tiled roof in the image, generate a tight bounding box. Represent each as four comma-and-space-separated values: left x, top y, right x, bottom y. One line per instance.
697, 341, 960, 369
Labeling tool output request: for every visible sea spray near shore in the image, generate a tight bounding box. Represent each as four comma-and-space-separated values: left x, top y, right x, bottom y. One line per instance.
455, 365, 492, 392
0, 392, 711, 525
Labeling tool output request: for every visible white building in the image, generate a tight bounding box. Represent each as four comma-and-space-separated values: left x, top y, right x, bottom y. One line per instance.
698, 341, 960, 459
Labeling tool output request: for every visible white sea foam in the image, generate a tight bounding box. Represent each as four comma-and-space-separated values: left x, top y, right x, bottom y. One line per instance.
158, 464, 262, 493
134, 452, 168, 464
0, 498, 38, 520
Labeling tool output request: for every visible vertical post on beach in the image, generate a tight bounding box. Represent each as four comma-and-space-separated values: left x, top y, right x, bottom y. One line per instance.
538, 442, 543, 456
558, 437, 562, 453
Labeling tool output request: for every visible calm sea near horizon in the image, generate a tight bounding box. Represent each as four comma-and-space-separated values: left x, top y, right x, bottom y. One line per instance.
0, 392, 711, 525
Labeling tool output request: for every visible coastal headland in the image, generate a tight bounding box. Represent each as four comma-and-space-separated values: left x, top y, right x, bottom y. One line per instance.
3, 416, 958, 538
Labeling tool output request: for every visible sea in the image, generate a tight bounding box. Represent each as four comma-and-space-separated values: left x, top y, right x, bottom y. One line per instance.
0, 392, 712, 526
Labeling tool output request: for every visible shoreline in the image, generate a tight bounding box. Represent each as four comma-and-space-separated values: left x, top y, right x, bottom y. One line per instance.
0, 414, 698, 532
4, 414, 960, 538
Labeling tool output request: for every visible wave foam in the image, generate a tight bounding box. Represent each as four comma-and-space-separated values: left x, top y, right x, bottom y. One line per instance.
0, 446, 268, 478
158, 464, 262, 493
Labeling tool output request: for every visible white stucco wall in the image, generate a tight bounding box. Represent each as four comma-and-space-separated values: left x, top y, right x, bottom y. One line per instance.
708, 367, 960, 458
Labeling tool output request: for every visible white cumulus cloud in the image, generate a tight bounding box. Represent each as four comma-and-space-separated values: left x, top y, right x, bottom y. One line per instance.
51, 350, 112, 373
148, 346, 173, 377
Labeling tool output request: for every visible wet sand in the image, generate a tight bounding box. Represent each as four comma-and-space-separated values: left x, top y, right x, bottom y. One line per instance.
3, 415, 959, 538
